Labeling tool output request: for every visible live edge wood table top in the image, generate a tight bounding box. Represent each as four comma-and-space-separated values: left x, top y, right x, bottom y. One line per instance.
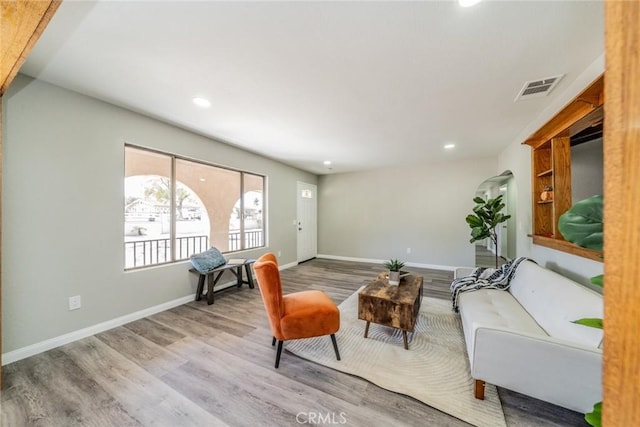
358, 272, 424, 350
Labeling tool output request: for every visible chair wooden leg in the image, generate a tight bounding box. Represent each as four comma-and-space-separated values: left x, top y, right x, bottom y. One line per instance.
272, 336, 276, 346
330, 334, 341, 361
275, 340, 283, 368
474, 379, 485, 400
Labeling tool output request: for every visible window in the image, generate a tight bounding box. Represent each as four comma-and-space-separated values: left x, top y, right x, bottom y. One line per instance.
124, 145, 265, 269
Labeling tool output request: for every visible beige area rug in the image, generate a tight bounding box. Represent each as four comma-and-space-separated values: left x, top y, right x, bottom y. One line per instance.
286, 289, 507, 427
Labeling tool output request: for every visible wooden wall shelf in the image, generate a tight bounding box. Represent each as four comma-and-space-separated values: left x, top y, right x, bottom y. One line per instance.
524, 76, 604, 149
529, 135, 571, 241
531, 235, 603, 262
524, 74, 604, 260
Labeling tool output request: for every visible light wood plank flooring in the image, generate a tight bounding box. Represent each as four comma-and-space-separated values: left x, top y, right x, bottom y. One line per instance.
476, 245, 507, 269
1, 259, 586, 426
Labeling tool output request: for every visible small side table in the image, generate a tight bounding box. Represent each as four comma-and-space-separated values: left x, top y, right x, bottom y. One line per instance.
358, 272, 424, 349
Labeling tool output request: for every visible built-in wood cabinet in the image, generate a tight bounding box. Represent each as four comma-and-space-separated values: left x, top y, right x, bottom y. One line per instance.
524, 75, 604, 261
531, 136, 572, 239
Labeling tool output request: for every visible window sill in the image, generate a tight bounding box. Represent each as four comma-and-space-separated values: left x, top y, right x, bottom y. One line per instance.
530, 235, 603, 262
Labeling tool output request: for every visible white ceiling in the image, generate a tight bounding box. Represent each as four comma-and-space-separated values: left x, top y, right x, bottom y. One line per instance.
21, 0, 604, 175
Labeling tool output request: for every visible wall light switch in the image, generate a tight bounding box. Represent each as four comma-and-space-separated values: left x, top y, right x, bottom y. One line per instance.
68, 295, 81, 311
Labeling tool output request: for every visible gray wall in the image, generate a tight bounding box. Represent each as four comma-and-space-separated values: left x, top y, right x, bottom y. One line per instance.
572, 138, 603, 203
318, 158, 498, 268
318, 55, 606, 288
497, 54, 605, 287
2, 55, 607, 355
2, 75, 316, 353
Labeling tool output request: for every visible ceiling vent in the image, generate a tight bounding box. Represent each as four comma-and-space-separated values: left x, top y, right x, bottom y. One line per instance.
514, 75, 564, 102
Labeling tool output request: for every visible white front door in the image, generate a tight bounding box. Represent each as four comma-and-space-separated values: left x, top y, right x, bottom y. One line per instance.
297, 181, 317, 263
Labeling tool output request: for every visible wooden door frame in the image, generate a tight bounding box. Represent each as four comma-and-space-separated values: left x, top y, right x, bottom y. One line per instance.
603, 1, 640, 425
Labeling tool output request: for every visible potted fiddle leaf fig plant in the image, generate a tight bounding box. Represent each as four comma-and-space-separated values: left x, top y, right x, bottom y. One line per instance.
465, 194, 511, 268
558, 194, 604, 427
384, 258, 405, 286
558, 194, 603, 251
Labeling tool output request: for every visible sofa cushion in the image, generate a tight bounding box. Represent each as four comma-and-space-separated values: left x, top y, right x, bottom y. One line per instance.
458, 289, 547, 366
509, 260, 603, 348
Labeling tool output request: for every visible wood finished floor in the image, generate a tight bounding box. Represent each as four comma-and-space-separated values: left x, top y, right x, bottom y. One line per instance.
1, 259, 586, 426
475, 245, 507, 269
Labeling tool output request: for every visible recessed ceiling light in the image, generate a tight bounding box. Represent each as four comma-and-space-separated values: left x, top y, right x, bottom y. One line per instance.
444, 144, 456, 149
192, 97, 211, 108
459, 0, 482, 7
323, 160, 332, 166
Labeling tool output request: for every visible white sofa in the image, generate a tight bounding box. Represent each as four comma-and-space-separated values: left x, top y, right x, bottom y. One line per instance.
455, 260, 603, 413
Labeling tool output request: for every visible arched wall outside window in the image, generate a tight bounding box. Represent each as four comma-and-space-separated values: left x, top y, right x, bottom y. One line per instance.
124, 145, 266, 269
229, 189, 264, 251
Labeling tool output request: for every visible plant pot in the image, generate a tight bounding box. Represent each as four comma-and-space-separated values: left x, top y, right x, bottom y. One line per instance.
389, 270, 400, 286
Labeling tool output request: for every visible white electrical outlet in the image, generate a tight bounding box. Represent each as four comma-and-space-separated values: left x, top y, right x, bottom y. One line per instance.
68, 295, 81, 311
277, 250, 282, 257
406, 247, 412, 254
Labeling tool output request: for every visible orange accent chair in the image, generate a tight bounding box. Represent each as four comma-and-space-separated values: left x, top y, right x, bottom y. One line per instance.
253, 253, 341, 368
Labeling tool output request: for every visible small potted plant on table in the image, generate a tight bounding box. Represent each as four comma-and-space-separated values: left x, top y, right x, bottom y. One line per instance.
384, 259, 405, 286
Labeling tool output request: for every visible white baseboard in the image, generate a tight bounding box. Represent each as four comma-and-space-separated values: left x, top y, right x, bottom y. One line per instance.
2, 279, 242, 366
2, 254, 452, 365
316, 254, 457, 271
279, 261, 298, 270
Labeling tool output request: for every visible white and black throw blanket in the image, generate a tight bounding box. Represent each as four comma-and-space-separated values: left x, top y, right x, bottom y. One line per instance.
450, 257, 533, 312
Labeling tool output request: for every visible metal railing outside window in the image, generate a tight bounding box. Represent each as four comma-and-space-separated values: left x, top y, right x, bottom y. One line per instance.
228, 229, 263, 252
125, 235, 209, 268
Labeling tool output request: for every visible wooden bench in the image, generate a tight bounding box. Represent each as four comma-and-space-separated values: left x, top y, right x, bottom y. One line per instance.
190, 259, 256, 305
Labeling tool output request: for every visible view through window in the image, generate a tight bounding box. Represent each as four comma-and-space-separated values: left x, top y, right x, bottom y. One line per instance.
124, 145, 265, 269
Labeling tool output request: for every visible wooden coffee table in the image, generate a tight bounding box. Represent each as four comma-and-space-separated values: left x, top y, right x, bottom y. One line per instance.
358, 272, 424, 349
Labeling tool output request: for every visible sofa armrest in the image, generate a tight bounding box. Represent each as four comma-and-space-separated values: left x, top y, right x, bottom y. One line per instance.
471, 326, 602, 413
454, 267, 475, 279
